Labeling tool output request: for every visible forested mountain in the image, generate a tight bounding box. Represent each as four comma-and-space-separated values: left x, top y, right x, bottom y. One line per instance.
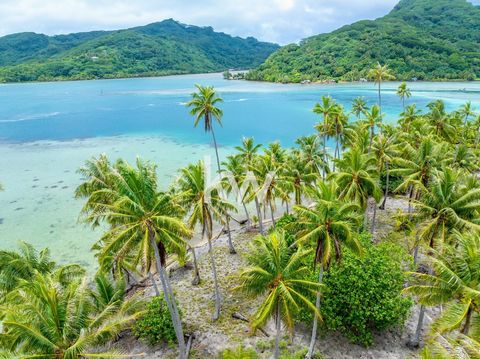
247, 0, 480, 83
0, 19, 279, 82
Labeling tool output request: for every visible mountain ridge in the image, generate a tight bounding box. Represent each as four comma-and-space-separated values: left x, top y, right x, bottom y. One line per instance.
0, 19, 279, 82
247, 0, 480, 82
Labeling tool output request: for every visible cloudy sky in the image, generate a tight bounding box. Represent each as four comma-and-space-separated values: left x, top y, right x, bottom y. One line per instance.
0, 0, 478, 44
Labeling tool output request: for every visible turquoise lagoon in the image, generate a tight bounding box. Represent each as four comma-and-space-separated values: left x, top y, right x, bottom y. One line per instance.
1, 73, 479, 267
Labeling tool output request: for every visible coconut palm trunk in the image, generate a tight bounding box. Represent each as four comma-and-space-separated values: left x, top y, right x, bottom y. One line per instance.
371, 201, 377, 234
225, 215, 236, 254
148, 271, 160, 296
379, 161, 390, 210
255, 197, 264, 234
378, 81, 382, 115
188, 244, 201, 285
275, 302, 281, 359
269, 200, 276, 227
210, 119, 222, 174
242, 201, 251, 229
462, 306, 473, 335
204, 222, 222, 321
149, 234, 186, 358
306, 266, 324, 359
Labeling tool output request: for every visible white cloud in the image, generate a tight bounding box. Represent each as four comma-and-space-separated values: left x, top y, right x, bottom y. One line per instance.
0, 0, 420, 44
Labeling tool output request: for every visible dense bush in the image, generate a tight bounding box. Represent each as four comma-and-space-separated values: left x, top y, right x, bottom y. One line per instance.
320, 236, 412, 346
133, 296, 178, 345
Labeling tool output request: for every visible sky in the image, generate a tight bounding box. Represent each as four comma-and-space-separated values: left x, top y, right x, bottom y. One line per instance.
0, 0, 478, 45
0, 0, 402, 44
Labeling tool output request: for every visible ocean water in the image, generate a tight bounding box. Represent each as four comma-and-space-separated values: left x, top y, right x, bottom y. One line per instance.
1, 73, 479, 267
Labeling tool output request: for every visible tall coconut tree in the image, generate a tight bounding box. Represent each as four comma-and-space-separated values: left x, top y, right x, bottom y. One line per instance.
236, 230, 321, 359
392, 137, 447, 214
281, 150, 318, 206
78, 158, 190, 358
176, 161, 236, 321
405, 231, 480, 337
397, 82, 412, 110
351, 96, 368, 119
291, 181, 362, 358
399, 104, 421, 133
330, 104, 349, 166
0, 271, 143, 358
408, 168, 480, 347
332, 148, 381, 232
364, 104, 383, 152
367, 62, 395, 114
371, 133, 400, 210
235, 137, 264, 234
313, 96, 336, 173
186, 84, 224, 172
295, 135, 329, 177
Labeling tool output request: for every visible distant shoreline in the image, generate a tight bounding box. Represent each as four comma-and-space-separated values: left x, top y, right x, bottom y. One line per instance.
0, 70, 478, 86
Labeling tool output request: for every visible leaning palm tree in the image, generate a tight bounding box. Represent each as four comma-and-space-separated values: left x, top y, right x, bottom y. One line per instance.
405, 231, 480, 337
367, 62, 395, 114
0, 271, 143, 358
291, 181, 362, 358
78, 158, 190, 358
332, 148, 381, 232
176, 161, 236, 320
236, 230, 321, 359
186, 84, 224, 172
397, 82, 411, 110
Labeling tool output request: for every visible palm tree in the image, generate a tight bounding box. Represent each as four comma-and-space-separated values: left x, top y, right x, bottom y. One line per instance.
332, 148, 381, 232
397, 82, 411, 110
405, 231, 480, 336
408, 168, 480, 347
392, 137, 446, 214
371, 133, 399, 210
313, 96, 336, 173
295, 135, 328, 177
367, 62, 395, 114
176, 161, 236, 321
236, 230, 321, 359
0, 242, 84, 298
330, 104, 349, 166
186, 84, 224, 172
281, 151, 318, 206
351, 96, 368, 119
291, 181, 362, 358
399, 104, 421, 133
0, 271, 143, 358
251, 151, 288, 227
235, 137, 264, 233
364, 104, 383, 152
78, 158, 190, 358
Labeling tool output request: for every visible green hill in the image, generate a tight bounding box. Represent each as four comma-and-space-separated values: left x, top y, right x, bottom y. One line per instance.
247, 0, 480, 83
0, 19, 279, 82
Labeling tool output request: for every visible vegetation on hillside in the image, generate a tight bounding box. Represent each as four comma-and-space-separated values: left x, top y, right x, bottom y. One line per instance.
247, 0, 480, 83
2, 67, 480, 357
0, 19, 279, 82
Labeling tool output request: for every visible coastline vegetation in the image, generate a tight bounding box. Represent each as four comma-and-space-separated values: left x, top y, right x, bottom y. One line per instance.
2, 63, 480, 358
246, 0, 480, 83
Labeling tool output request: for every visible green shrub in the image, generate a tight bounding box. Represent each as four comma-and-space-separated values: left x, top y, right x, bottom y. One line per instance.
221, 345, 259, 359
320, 236, 412, 346
271, 213, 297, 246
133, 296, 178, 345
